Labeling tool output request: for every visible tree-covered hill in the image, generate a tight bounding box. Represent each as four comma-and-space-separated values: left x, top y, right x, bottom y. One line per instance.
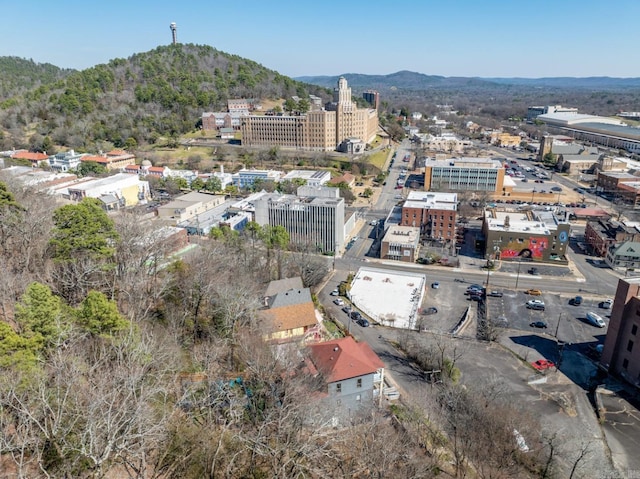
0, 44, 330, 152
0, 56, 75, 102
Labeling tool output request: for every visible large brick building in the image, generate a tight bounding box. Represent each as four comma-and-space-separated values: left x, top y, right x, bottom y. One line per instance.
601, 277, 640, 388
585, 219, 640, 257
400, 191, 458, 243
240, 77, 378, 152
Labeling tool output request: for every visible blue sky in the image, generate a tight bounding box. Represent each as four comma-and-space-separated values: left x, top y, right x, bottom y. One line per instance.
3, 0, 640, 78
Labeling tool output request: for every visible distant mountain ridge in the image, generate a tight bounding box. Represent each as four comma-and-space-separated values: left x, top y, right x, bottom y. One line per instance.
296, 71, 640, 91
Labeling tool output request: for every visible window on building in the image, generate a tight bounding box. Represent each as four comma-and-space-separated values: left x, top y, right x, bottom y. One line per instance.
356, 394, 361, 402
632, 324, 638, 336
628, 340, 634, 352
357, 378, 362, 388
336, 383, 342, 394
623, 358, 629, 370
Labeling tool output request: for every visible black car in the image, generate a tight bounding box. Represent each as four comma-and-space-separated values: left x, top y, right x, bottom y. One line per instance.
350, 311, 362, 321
529, 321, 548, 329
356, 318, 370, 327
423, 307, 438, 315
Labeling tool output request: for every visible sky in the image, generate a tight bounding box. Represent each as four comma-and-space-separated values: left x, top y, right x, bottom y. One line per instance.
3, 0, 640, 78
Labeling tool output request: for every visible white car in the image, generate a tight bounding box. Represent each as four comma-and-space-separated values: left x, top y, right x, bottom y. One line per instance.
333, 298, 344, 306
586, 311, 606, 328
330, 289, 339, 296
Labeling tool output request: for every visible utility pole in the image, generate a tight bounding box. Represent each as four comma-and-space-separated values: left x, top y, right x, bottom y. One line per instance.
515, 258, 522, 290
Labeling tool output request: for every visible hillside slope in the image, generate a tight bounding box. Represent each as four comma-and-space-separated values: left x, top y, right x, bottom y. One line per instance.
0, 56, 75, 102
0, 44, 330, 151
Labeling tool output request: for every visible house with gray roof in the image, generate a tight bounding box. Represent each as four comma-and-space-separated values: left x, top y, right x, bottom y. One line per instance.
606, 241, 640, 271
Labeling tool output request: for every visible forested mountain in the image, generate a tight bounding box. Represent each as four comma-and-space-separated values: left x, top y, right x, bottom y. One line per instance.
0, 44, 330, 152
0, 56, 75, 102
297, 70, 640, 92
296, 70, 495, 91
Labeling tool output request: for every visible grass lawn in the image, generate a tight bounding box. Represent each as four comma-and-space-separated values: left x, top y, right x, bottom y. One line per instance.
366, 149, 389, 170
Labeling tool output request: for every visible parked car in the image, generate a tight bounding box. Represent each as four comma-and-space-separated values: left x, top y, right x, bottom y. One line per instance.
369, 220, 378, 226
488, 291, 503, 297
570, 295, 583, 306
599, 299, 613, 309
330, 289, 339, 296
423, 307, 438, 315
333, 298, 344, 306
356, 318, 370, 327
529, 321, 548, 328
527, 268, 539, 275
431, 282, 440, 289
532, 359, 555, 370
350, 311, 362, 321
586, 311, 606, 328
527, 300, 545, 311
341, 306, 350, 315
526, 289, 542, 296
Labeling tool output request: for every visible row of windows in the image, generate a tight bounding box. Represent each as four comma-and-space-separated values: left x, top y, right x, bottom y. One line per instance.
335, 378, 362, 393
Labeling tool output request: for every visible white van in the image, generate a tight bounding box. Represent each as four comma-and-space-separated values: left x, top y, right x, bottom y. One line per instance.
586, 311, 606, 328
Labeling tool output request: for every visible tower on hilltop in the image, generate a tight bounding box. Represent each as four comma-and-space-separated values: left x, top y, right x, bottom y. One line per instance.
170, 22, 177, 45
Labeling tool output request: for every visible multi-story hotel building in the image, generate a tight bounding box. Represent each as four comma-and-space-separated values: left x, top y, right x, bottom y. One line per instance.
400, 192, 458, 242
240, 78, 378, 152
253, 187, 345, 254
424, 158, 505, 195
601, 277, 640, 387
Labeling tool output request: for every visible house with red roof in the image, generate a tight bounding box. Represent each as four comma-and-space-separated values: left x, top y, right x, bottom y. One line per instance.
308, 336, 384, 418
328, 172, 356, 188
80, 150, 136, 171
10, 150, 49, 166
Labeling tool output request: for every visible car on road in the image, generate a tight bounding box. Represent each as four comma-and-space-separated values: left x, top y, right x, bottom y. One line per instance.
532, 359, 555, 370
333, 298, 344, 306
468, 294, 483, 302
350, 311, 362, 321
527, 299, 545, 311
423, 307, 438, 315
356, 318, 370, 327
526, 289, 542, 296
431, 282, 440, 289
488, 291, 503, 297
529, 321, 548, 328
527, 267, 539, 275
369, 220, 378, 226
341, 306, 350, 315
330, 289, 339, 296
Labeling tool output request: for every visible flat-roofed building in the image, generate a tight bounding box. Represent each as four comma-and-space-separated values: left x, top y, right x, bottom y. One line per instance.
400, 191, 457, 242
380, 225, 420, 262
67, 173, 149, 206
282, 169, 331, 187
253, 192, 345, 254
232, 168, 282, 189
241, 77, 377, 151
424, 157, 505, 195
156, 191, 226, 224
481, 207, 570, 263
600, 277, 640, 387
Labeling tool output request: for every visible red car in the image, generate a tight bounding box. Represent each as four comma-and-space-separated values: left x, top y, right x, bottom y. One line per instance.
532, 359, 555, 370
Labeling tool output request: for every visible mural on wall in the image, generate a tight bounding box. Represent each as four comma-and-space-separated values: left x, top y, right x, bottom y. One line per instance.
498, 237, 549, 259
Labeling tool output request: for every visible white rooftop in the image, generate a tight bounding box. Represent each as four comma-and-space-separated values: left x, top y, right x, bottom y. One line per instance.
429, 157, 503, 168
349, 267, 426, 330
404, 191, 457, 211
485, 210, 556, 235
381, 225, 420, 247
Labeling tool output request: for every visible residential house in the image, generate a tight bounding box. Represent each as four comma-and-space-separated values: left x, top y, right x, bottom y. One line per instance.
307, 337, 384, 422
328, 172, 355, 188
259, 284, 318, 343
605, 241, 640, 271
49, 149, 87, 172
10, 150, 49, 167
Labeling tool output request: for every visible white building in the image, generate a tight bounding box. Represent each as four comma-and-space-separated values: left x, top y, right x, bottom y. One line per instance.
282, 170, 331, 187
67, 173, 150, 206
49, 150, 87, 172
232, 168, 282, 189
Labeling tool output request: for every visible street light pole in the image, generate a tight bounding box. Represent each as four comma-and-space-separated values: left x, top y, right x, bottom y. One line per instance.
515, 258, 522, 290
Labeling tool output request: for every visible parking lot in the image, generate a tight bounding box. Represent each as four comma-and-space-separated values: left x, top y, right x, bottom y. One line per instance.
487, 289, 611, 348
